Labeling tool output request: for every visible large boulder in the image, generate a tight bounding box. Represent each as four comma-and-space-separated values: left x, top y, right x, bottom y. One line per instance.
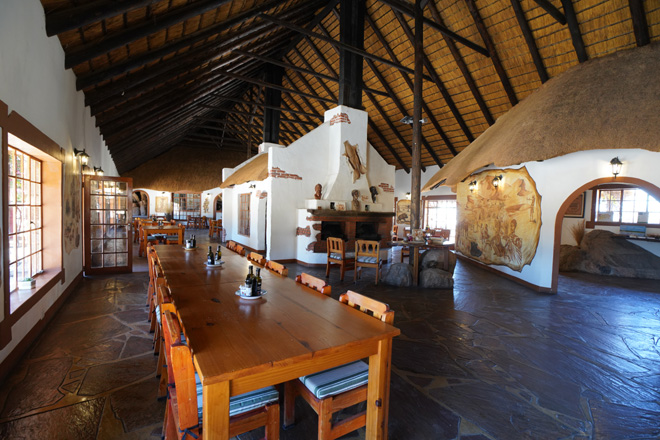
419, 268, 454, 289
419, 249, 457, 274
381, 263, 413, 287
560, 229, 660, 279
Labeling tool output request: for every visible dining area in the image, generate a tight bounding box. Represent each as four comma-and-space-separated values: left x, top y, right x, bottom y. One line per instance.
148, 241, 400, 439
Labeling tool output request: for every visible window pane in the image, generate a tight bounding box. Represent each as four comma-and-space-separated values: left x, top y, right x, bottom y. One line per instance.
91, 254, 103, 268
9, 206, 15, 234
104, 181, 115, 194
116, 253, 128, 266
104, 196, 115, 210
90, 179, 101, 194
103, 254, 116, 267
16, 179, 23, 204
23, 153, 30, 179
116, 182, 127, 195
9, 235, 16, 263
15, 152, 23, 177
91, 225, 103, 238
91, 240, 103, 253
8, 147, 15, 176
9, 263, 16, 292
9, 177, 15, 204
91, 195, 102, 210
34, 161, 41, 183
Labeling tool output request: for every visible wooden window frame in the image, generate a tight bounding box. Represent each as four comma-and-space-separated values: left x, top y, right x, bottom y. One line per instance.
421, 195, 457, 230
7, 143, 43, 299
1, 100, 64, 344
172, 192, 201, 220
588, 184, 660, 228
238, 193, 250, 236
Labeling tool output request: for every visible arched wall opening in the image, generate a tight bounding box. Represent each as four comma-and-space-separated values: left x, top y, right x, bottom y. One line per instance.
131, 190, 149, 217
552, 176, 660, 292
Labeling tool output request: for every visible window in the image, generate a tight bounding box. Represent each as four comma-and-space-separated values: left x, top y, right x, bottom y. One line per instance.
172, 193, 200, 220
423, 197, 457, 237
239, 193, 250, 236
7, 145, 43, 292
595, 187, 660, 224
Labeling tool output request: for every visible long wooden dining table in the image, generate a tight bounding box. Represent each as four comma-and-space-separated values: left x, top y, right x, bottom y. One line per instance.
153, 244, 400, 439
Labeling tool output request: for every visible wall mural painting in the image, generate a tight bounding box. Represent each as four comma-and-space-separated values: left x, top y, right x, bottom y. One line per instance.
456, 167, 542, 272
63, 155, 81, 254
156, 196, 169, 213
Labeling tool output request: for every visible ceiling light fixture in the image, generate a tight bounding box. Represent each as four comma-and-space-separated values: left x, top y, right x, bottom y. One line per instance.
400, 116, 427, 125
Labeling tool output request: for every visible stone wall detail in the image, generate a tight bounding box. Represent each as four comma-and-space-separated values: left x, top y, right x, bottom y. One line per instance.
329, 112, 351, 126
269, 167, 302, 180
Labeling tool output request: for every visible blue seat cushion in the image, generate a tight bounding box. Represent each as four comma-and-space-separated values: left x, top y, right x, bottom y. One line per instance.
155, 304, 161, 325
356, 256, 378, 264
165, 235, 179, 241
329, 252, 355, 260
195, 374, 279, 418
300, 361, 369, 399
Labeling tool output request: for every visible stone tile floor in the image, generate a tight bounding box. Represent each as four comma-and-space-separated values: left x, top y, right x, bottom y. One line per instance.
0, 231, 659, 439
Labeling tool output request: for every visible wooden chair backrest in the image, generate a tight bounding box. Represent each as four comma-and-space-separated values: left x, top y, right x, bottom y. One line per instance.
327, 237, 345, 258
247, 252, 266, 266
392, 225, 399, 237
295, 272, 331, 296
265, 260, 288, 276
339, 290, 394, 324
355, 240, 380, 259
434, 228, 451, 240
162, 310, 198, 431
235, 244, 246, 256
227, 240, 236, 250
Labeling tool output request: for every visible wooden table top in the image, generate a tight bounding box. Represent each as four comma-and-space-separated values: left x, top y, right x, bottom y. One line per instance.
143, 224, 181, 232
154, 244, 400, 390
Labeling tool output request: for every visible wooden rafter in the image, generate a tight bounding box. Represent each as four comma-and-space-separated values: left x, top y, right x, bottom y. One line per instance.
628, 0, 650, 47
510, 0, 549, 83
561, 0, 588, 63
531, 0, 567, 25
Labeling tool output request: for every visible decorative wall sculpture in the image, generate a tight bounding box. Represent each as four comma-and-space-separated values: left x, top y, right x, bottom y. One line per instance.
456, 167, 542, 272
343, 140, 367, 183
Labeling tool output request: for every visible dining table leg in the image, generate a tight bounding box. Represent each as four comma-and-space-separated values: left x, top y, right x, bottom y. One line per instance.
412, 247, 420, 286
203, 380, 230, 440
366, 337, 394, 439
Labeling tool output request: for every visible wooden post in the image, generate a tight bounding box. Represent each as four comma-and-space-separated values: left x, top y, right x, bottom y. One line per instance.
338, 0, 365, 108
410, 0, 423, 231
263, 65, 284, 144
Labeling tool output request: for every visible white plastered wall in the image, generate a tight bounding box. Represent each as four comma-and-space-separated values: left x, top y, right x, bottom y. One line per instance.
0, 0, 116, 363
454, 148, 660, 290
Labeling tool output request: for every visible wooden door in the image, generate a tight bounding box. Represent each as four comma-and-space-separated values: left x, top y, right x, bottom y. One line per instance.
84, 175, 133, 274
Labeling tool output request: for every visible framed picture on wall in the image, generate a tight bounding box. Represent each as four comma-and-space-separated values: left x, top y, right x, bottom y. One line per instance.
396, 199, 411, 225
564, 193, 585, 218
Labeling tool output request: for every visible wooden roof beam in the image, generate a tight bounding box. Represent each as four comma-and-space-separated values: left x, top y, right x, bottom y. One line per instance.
392, 10, 474, 143
426, 2, 494, 125
531, 0, 567, 25
510, 0, 549, 83
560, 0, 588, 62
65, 0, 283, 68
463, 0, 518, 106
259, 13, 435, 82
45, 0, 157, 36
204, 96, 323, 120
628, 0, 650, 47
376, 0, 490, 56
364, 12, 458, 156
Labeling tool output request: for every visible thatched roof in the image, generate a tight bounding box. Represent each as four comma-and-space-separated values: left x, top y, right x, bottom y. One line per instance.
39, 0, 660, 175
123, 146, 245, 192
219, 153, 269, 189
423, 42, 660, 191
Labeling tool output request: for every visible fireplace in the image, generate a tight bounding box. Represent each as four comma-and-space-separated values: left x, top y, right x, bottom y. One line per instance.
321, 221, 346, 240
355, 222, 381, 241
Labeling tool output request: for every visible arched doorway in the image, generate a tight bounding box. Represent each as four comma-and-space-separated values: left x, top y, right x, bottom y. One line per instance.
552, 176, 660, 292
132, 190, 149, 218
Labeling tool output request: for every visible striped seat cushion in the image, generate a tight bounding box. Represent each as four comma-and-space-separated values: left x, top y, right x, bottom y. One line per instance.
329, 252, 355, 260
300, 361, 369, 399
155, 305, 161, 325
357, 256, 378, 264
165, 235, 179, 241
195, 374, 279, 418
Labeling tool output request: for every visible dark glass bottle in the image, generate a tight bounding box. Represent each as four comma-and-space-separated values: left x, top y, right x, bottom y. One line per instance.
255, 268, 262, 294
207, 246, 215, 265
215, 245, 222, 262
245, 266, 254, 294
191, 234, 196, 248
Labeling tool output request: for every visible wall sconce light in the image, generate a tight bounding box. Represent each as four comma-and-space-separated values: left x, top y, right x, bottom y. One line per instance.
492, 175, 503, 188
93, 166, 104, 176
469, 180, 477, 192
81, 164, 91, 175
610, 156, 622, 178
405, 192, 411, 200
74, 148, 89, 165
249, 184, 256, 189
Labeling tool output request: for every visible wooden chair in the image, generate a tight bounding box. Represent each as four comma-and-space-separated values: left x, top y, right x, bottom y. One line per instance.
433, 228, 451, 240
185, 215, 195, 229
165, 224, 185, 245
209, 219, 223, 239
295, 273, 331, 296
391, 224, 399, 241
325, 237, 354, 281
247, 252, 267, 266
145, 245, 159, 307
283, 290, 394, 439
265, 260, 288, 277
354, 240, 383, 285
155, 282, 176, 399
161, 310, 280, 440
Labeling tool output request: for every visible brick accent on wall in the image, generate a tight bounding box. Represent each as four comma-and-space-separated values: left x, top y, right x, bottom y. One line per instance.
256, 190, 268, 199
329, 112, 351, 126
296, 226, 311, 237
379, 182, 395, 193
269, 167, 302, 180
